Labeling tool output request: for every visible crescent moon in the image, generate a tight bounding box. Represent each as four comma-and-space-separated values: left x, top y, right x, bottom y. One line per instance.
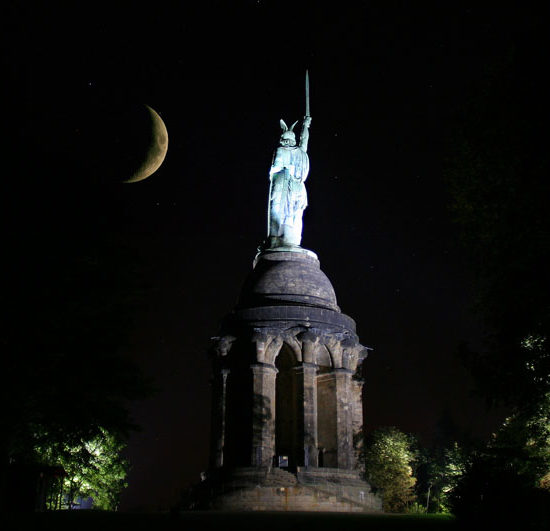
124, 105, 168, 183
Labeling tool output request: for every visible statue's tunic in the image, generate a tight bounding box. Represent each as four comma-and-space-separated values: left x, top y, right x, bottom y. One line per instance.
268, 145, 310, 246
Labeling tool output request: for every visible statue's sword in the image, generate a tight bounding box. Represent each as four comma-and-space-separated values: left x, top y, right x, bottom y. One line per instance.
305, 69, 311, 118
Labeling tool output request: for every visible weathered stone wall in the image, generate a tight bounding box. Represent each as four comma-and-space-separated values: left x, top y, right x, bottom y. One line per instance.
202, 467, 382, 512
210, 485, 381, 512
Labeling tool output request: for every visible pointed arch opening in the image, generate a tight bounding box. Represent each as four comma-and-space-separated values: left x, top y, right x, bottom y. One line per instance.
275, 343, 303, 470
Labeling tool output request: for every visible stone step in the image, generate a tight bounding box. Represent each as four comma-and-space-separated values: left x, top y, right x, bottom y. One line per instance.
210, 484, 382, 513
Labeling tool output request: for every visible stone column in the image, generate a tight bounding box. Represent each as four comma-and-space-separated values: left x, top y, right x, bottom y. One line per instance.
334, 368, 354, 469
295, 362, 319, 467
209, 368, 229, 468
250, 363, 278, 467
351, 377, 364, 469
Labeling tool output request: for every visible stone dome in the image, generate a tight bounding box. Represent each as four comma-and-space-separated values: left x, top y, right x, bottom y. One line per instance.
237, 250, 340, 312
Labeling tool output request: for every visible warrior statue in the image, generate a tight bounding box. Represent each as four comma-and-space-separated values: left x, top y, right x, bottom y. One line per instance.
265, 72, 312, 249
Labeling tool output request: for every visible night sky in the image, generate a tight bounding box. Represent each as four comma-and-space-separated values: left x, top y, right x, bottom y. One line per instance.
6, 1, 547, 512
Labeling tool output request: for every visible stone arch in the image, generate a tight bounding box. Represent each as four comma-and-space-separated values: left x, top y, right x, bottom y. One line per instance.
283, 335, 303, 363
316, 343, 332, 369
326, 341, 343, 369
263, 335, 283, 365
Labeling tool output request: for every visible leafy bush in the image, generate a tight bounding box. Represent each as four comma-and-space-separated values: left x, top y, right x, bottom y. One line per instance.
363, 427, 418, 512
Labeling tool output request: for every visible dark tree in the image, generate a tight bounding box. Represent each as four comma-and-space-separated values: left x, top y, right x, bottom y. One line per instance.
445, 20, 550, 411
1, 138, 154, 510
445, 11, 550, 527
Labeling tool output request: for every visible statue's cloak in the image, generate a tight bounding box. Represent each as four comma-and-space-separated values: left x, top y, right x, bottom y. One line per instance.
269, 146, 309, 232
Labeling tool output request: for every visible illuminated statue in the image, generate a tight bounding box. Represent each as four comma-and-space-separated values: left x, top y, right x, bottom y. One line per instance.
265, 72, 312, 249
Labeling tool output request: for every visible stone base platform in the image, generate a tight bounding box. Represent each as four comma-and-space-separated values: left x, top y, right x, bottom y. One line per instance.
196, 467, 382, 513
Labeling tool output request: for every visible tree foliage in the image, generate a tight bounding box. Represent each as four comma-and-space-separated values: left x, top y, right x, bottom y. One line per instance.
416, 441, 468, 513
450, 396, 550, 526
363, 427, 418, 512
35, 427, 129, 510
496, 396, 550, 483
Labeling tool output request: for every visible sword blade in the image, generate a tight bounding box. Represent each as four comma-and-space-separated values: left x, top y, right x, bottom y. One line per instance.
305, 70, 310, 117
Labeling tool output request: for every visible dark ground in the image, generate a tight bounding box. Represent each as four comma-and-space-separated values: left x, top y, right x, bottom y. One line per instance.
2, 511, 458, 531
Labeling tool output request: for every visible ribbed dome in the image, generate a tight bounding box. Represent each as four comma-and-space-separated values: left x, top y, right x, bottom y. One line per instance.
237, 251, 340, 312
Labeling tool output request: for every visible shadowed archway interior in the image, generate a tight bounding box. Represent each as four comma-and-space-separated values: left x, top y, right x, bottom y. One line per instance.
275, 344, 302, 470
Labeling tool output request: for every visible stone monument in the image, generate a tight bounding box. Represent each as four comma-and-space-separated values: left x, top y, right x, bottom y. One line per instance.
202, 73, 382, 512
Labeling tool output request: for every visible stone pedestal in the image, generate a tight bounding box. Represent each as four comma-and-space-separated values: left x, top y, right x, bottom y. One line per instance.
203, 249, 381, 512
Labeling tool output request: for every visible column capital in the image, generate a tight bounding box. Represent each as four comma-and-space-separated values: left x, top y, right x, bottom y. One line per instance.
250, 362, 278, 374
293, 362, 318, 373
333, 367, 354, 375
